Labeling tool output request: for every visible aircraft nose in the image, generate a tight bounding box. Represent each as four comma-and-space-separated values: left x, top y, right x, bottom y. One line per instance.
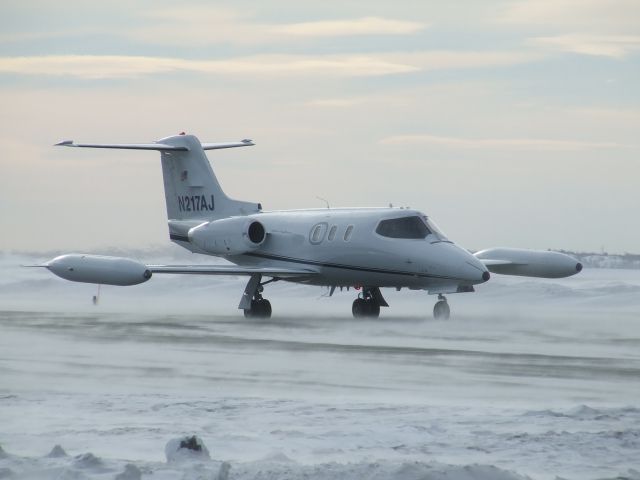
433, 242, 490, 284
461, 250, 491, 284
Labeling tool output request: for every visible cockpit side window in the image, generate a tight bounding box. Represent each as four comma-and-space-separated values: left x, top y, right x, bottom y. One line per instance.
376, 216, 431, 239
422, 215, 450, 242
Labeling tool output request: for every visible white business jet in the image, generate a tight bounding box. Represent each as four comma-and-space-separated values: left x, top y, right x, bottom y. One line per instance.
37, 133, 582, 319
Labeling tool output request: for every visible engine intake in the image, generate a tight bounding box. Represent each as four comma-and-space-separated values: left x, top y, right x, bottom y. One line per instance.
247, 221, 266, 244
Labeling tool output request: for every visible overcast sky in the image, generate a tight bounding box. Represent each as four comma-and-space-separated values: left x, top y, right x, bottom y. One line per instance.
0, 0, 638, 253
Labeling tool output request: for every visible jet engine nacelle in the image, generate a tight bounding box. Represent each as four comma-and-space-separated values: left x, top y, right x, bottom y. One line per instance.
46, 254, 152, 286
188, 217, 266, 255
474, 248, 583, 278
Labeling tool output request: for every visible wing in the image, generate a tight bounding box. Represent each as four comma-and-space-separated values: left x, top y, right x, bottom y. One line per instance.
148, 264, 318, 278
37, 254, 318, 286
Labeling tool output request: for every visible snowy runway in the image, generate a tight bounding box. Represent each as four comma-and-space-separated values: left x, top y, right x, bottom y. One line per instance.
1, 262, 639, 479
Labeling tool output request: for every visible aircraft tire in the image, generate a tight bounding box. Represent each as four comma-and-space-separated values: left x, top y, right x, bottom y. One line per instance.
367, 301, 380, 318
259, 299, 272, 318
352, 298, 367, 318
433, 300, 450, 320
352, 298, 380, 318
244, 299, 272, 319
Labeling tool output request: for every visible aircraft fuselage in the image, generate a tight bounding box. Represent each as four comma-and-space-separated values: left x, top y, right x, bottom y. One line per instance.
184, 207, 489, 293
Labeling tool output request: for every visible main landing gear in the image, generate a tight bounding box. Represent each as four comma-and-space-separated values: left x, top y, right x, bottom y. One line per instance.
352, 297, 380, 318
241, 274, 274, 319
352, 287, 388, 319
244, 292, 272, 318
433, 294, 450, 320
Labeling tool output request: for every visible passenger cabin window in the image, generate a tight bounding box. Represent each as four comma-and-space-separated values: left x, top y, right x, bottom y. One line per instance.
309, 222, 328, 244
376, 216, 431, 239
328, 225, 337, 241
344, 225, 354, 241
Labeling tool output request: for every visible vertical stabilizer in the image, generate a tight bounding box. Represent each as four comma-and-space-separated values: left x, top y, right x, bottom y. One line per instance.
54, 133, 261, 250
157, 134, 260, 221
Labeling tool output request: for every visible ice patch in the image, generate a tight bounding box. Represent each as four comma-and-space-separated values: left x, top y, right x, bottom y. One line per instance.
523, 405, 640, 421
115, 463, 142, 480
260, 451, 296, 463
165, 435, 211, 463
46, 445, 68, 458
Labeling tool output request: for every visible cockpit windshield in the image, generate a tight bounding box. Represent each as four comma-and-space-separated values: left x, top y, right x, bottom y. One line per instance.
376, 216, 430, 239
375, 214, 451, 241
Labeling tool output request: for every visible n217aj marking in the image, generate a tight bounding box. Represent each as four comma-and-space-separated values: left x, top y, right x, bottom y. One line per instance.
178, 194, 215, 212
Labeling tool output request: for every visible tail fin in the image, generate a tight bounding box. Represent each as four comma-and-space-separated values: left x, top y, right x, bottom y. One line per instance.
55, 133, 261, 222
55, 133, 262, 249
155, 134, 260, 221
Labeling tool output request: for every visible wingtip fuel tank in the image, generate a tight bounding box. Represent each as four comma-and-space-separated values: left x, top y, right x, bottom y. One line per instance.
474, 248, 582, 278
46, 254, 152, 286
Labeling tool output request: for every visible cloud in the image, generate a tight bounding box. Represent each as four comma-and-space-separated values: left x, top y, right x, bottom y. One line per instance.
497, 0, 640, 33
380, 134, 632, 151
271, 17, 426, 37
304, 98, 369, 108
529, 34, 640, 58
131, 8, 425, 46
130, 7, 264, 46
0, 51, 542, 80
0, 54, 418, 79
392, 51, 542, 70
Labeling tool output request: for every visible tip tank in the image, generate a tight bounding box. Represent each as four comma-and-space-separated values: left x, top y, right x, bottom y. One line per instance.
45, 254, 152, 286
474, 248, 582, 278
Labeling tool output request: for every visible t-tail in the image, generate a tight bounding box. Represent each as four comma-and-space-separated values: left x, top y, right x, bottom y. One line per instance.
55, 133, 261, 249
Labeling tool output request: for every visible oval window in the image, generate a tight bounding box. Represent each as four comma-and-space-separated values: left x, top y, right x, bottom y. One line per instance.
309, 222, 328, 244
344, 225, 354, 241
328, 225, 337, 241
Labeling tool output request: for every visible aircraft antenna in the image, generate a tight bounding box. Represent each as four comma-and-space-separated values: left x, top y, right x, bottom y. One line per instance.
316, 196, 330, 209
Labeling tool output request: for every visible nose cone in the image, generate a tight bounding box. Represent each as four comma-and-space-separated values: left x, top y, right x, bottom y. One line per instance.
462, 254, 491, 284
433, 243, 491, 285
458, 248, 491, 284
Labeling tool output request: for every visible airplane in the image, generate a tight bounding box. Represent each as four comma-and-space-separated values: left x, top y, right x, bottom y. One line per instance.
34, 132, 583, 320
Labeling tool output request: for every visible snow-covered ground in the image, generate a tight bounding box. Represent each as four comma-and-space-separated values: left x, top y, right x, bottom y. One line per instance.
1, 251, 639, 479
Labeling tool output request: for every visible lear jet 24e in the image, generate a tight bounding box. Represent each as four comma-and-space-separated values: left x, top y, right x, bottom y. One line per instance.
36, 133, 583, 319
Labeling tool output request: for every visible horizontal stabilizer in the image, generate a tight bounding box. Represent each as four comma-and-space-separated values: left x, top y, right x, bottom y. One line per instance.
54, 140, 188, 151
54, 139, 254, 151
202, 140, 254, 150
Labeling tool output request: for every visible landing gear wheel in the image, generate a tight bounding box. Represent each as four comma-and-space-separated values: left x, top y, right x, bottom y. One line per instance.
352, 298, 380, 318
367, 301, 380, 318
352, 298, 367, 318
258, 299, 272, 318
433, 300, 450, 320
244, 299, 272, 319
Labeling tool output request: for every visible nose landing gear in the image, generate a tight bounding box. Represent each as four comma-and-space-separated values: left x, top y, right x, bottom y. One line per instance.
433, 294, 450, 320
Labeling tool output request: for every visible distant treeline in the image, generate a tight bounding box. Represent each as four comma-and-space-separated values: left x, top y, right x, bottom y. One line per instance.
558, 250, 640, 269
